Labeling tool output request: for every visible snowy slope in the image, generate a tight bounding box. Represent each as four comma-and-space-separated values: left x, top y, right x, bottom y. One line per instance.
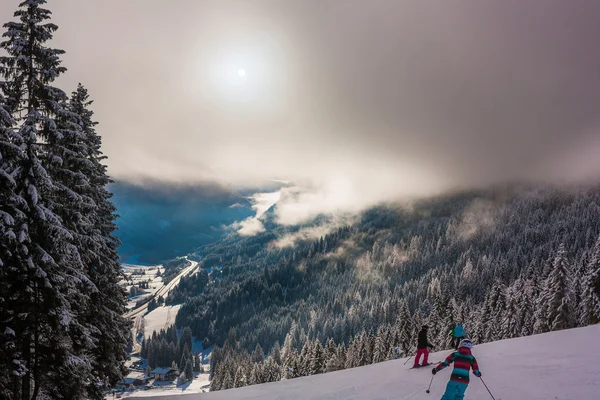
143, 305, 182, 339
143, 325, 600, 400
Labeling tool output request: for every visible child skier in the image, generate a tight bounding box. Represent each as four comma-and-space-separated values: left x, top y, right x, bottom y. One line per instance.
452, 324, 466, 349
414, 325, 434, 367
431, 339, 481, 400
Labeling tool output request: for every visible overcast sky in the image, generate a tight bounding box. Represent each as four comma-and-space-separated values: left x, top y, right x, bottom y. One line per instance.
2, 0, 600, 221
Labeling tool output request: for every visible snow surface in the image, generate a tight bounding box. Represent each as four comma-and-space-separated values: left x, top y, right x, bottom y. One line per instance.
122, 373, 211, 398
142, 324, 600, 400
143, 305, 181, 339
125, 260, 197, 321
122, 265, 165, 310
122, 259, 198, 354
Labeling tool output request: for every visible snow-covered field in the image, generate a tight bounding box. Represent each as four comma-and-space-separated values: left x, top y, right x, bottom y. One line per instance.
122, 265, 165, 310
121, 259, 199, 354
124, 260, 197, 321
142, 324, 600, 400
143, 305, 182, 339
124, 373, 211, 398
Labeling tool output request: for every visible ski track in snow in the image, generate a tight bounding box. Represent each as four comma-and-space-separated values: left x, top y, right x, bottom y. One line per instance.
140, 324, 600, 400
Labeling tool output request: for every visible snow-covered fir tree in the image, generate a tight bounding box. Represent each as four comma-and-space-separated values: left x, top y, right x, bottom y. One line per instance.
309, 339, 325, 375
500, 283, 521, 339
0, 2, 128, 398
184, 359, 193, 381
1, 1, 90, 397
544, 244, 575, 331
371, 327, 388, 364
395, 300, 412, 356
0, 85, 25, 399
252, 343, 264, 364
233, 365, 246, 388
579, 236, 600, 325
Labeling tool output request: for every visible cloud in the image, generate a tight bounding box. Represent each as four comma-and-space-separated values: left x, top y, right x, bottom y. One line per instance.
236, 217, 266, 236
271, 213, 357, 247
449, 198, 499, 241
3, 0, 599, 218
272, 166, 439, 226
232, 191, 280, 235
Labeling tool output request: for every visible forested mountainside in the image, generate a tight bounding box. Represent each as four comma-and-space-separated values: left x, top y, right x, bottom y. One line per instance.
141, 185, 600, 390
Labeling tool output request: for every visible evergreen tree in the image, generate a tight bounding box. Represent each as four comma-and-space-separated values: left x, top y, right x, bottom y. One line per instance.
180, 351, 190, 375
281, 323, 297, 377
477, 282, 506, 342
185, 359, 193, 381
410, 310, 422, 353
281, 347, 298, 379
500, 283, 521, 339
517, 279, 536, 337
309, 339, 325, 375
221, 369, 233, 390
252, 343, 264, 364
210, 364, 222, 391
233, 365, 245, 388
262, 357, 281, 382
357, 332, 371, 366
372, 328, 388, 363
439, 298, 459, 349
344, 338, 357, 369
0, 2, 94, 397
336, 344, 347, 369
545, 244, 575, 331
324, 338, 337, 363
194, 353, 201, 373
426, 294, 445, 346
0, 81, 25, 399
298, 340, 313, 376
395, 300, 412, 355
180, 327, 193, 356
580, 236, 600, 325
270, 342, 282, 365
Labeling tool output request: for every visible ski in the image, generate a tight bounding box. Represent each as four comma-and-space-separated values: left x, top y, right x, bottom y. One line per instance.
409, 361, 440, 369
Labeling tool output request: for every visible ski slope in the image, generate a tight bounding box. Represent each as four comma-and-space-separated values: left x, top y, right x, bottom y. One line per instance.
143, 305, 182, 339
143, 324, 600, 400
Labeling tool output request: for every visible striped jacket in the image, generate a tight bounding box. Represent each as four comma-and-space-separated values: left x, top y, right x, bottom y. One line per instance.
434, 347, 481, 384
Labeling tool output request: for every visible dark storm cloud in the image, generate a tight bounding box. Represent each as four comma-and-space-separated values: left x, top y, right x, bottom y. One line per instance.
1, 0, 599, 222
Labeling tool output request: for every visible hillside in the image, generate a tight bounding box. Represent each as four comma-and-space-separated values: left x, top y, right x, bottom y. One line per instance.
143, 325, 600, 399
167, 186, 600, 352
130, 185, 600, 396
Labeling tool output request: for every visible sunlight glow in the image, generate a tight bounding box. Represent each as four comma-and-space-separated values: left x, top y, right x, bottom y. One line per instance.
204, 44, 279, 107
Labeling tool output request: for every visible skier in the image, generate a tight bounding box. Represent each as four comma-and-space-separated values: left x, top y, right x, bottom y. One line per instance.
452, 324, 466, 349
431, 339, 481, 400
414, 325, 434, 367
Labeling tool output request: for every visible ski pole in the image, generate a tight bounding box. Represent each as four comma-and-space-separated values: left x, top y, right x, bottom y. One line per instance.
404, 355, 413, 365
480, 377, 496, 400
425, 374, 434, 394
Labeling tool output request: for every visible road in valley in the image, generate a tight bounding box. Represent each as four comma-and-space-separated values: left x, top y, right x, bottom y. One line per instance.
125, 259, 199, 354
